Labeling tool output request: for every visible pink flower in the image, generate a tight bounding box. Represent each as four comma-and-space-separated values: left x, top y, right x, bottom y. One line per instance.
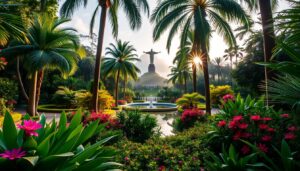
261, 135, 272, 142
257, 143, 268, 153
259, 124, 269, 130
281, 114, 289, 118
228, 120, 237, 129
241, 145, 250, 154
251, 115, 261, 121
233, 132, 242, 140
241, 132, 252, 138
18, 120, 42, 137
217, 120, 226, 127
222, 94, 234, 102
262, 117, 272, 121
233, 115, 243, 121
288, 126, 297, 131
267, 127, 276, 133
0, 148, 26, 160
238, 123, 248, 129
285, 132, 296, 140
159, 165, 166, 171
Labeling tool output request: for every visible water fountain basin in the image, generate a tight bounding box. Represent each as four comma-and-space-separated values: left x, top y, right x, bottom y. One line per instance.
123, 102, 178, 112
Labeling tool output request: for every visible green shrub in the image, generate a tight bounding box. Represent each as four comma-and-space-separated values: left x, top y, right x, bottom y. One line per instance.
75, 89, 114, 110
117, 111, 158, 143
0, 78, 18, 100
114, 124, 212, 170
0, 111, 121, 170
51, 86, 77, 108
176, 92, 205, 109
210, 85, 234, 105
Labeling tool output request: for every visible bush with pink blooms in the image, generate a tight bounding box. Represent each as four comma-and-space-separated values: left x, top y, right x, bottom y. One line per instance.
207, 95, 300, 166
117, 100, 127, 105
173, 108, 206, 132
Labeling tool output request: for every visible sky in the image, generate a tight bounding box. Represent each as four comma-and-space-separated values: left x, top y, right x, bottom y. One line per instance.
58, 0, 290, 78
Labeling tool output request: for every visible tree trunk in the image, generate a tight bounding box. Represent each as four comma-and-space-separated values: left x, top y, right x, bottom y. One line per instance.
27, 71, 38, 116
16, 57, 29, 102
123, 76, 127, 99
35, 69, 44, 114
91, 5, 108, 112
258, 0, 276, 106
192, 63, 197, 92
115, 69, 120, 107
201, 46, 211, 115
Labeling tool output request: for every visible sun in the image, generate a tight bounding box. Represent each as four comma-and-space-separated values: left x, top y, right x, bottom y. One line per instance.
193, 56, 202, 65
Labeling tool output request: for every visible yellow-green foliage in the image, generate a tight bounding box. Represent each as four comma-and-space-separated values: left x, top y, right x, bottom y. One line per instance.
176, 93, 205, 108
210, 85, 234, 105
75, 90, 115, 110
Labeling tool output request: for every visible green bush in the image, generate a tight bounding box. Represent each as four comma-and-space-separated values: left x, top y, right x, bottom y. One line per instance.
0, 78, 18, 100
210, 85, 234, 105
114, 124, 212, 170
51, 86, 77, 108
176, 93, 205, 109
0, 111, 121, 170
117, 111, 158, 143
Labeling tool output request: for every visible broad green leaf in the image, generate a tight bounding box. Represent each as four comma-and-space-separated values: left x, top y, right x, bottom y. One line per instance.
69, 112, 82, 130
3, 111, 18, 149
23, 156, 39, 166
23, 136, 37, 149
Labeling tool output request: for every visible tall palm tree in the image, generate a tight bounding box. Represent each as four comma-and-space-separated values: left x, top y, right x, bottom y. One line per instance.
0, 15, 81, 116
60, 0, 149, 112
168, 63, 192, 93
103, 40, 140, 107
151, 0, 250, 114
212, 57, 223, 83
223, 48, 234, 71
239, 0, 277, 105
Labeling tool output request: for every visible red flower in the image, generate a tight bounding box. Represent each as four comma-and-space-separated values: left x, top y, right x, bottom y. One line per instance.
238, 123, 248, 129
251, 115, 261, 121
17, 120, 42, 137
257, 143, 268, 153
222, 94, 234, 103
233, 132, 242, 140
233, 115, 243, 121
281, 114, 289, 118
241, 145, 250, 154
217, 120, 226, 127
0, 148, 26, 160
181, 109, 205, 122
228, 120, 237, 129
159, 165, 166, 171
285, 132, 296, 140
262, 117, 272, 121
288, 126, 297, 132
259, 124, 269, 130
261, 135, 272, 142
267, 127, 276, 132
241, 132, 252, 138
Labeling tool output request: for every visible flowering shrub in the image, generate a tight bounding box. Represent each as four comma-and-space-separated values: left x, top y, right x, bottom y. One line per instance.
222, 94, 234, 103
173, 108, 206, 132
210, 85, 234, 105
0, 57, 8, 70
0, 112, 120, 170
117, 99, 127, 105
86, 111, 121, 129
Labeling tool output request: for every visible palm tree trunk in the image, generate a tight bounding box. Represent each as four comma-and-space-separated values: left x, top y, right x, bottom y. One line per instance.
258, 0, 276, 106
115, 69, 121, 107
192, 63, 197, 92
123, 76, 127, 99
27, 71, 38, 116
201, 46, 211, 115
91, 5, 108, 112
16, 57, 29, 102
35, 69, 44, 114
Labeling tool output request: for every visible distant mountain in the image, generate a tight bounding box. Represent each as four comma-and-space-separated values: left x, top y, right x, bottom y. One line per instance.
134, 72, 170, 88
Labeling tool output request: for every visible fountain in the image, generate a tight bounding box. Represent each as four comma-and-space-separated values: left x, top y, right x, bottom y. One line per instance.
123, 98, 177, 112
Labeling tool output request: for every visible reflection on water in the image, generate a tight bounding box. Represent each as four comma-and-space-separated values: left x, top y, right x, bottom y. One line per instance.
150, 112, 177, 137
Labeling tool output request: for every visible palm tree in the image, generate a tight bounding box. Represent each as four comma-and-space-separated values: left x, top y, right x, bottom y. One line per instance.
103, 40, 140, 107
239, 0, 277, 105
223, 48, 234, 71
212, 57, 223, 83
168, 63, 192, 93
151, 0, 250, 114
0, 15, 81, 116
60, 0, 149, 112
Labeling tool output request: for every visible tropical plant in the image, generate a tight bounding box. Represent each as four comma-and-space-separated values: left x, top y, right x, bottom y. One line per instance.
0, 78, 18, 100
52, 86, 77, 108
117, 110, 158, 143
151, 0, 250, 114
168, 63, 192, 93
60, 0, 149, 112
103, 40, 140, 107
0, 111, 121, 170
176, 93, 205, 109
0, 15, 82, 116
211, 57, 224, 83
210, 85, 234, 105
173, 108, 206, 132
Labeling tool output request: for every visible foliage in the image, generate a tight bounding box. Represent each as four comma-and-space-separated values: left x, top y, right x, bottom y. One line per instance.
123, 89, 135, 103
0, 111, 121, 170
0, 98, 16, 115
207, 95, 299, 168
117, 111, 158, 143
176, 93, 205, 109
75, 89, 115, 110
157, 87, 181, 102
113, 124, 212, 170
0, 57, 8, 70
210, 85, 234, 105
173, 108, 206, 132
52, 86, 76, 108
0, 77, 18, 100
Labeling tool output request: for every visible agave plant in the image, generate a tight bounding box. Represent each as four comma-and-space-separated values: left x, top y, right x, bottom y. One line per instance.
0, 111, 121, 170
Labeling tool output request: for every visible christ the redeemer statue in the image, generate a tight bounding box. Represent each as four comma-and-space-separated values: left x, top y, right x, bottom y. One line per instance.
144, 49, 160, 73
